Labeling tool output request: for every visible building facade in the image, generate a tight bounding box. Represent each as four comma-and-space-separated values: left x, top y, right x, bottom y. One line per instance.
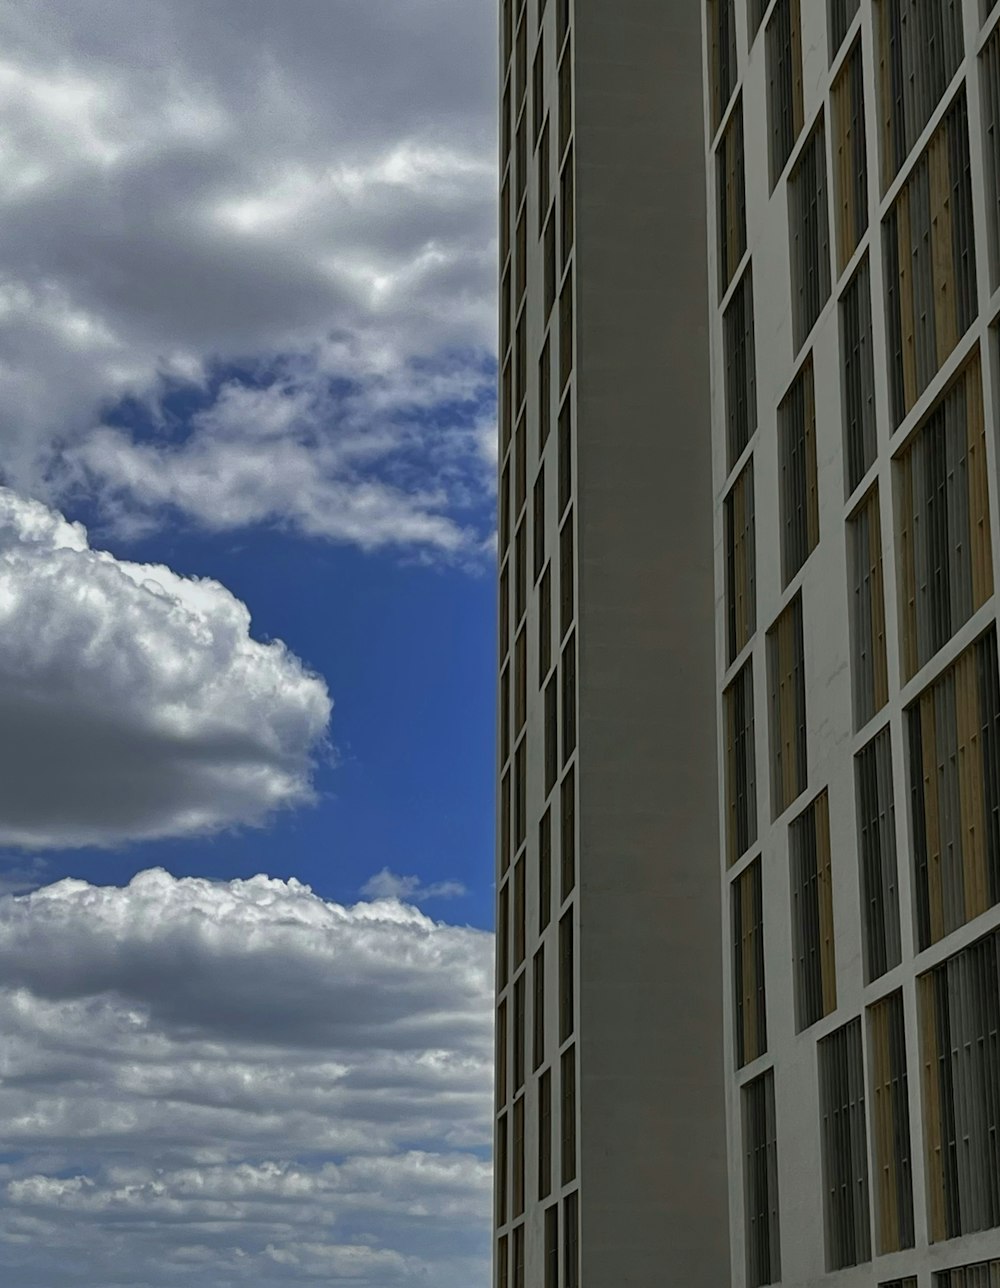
493, 0, 729, 1285
708, 1, 1000, 1286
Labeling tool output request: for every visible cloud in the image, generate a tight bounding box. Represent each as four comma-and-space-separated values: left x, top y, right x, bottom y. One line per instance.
360, 869, 467, 903
0, 488, 331, 849
0, 869, 493, 1286
0, 0, 497, 553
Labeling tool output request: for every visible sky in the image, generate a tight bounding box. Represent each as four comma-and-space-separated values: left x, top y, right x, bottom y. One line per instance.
0, 2, 498, 1283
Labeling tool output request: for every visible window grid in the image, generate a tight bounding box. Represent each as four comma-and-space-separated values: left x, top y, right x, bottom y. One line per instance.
732, 858, 767, 1067
831, 36, 868, 273
725, 457, 757, 661
919, 925, 1000, 1241
907, 625, 1000, 951
717, 96, 747, 298
778, 354, 820, 585
790, 790, 838, 1031
767, 594, 807, 817
766, 0, 804, 188
743, 1069, 781, 1288
819, 1018, 872, 1269
724, 264, 758, 469
788, 120, 832, 352
725, 660, 759, 866
848, 485, 889, 728
855, 726, 903, 982
840, 254, 878, 495
868, 989, 915, 1253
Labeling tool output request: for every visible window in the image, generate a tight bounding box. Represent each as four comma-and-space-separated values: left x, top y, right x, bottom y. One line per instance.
560, 1045, 576, 1183
502, 77, 512, 164
788, 119, 832, 351
725, 457, 756, 662
897, 352, 993, 680
559, 911, 574, 1042
500, 664, 510, 767
559, 510, 574, 638
563, 1190, 579, 1288
512, 1098, 525, 1218
561, 633, 576, 765
497, 999, 508, 1106
840, 254, 877, 494
515, 739, 526, 851
497, 1233, 508, 1288
539, 809, 552, 932
718, 96, 747, 297
533, 467, 545, 582
560, 145, 573, 269
544, 211, 556, 317
512, 1223, 524, 1288
502, 359, 512, 456
513, 971, 525, 1092
855, 727, 902, 982
537, 115, 551, 236
498, 881, 510, 986
709, 0, 738, 131
829, 0, 860, 58
514, 856, 525, 968
500, 462, 511, 553
544, 676, 557, 794
514, 523, 527, 628
876, 0, 964, 190
515, 207, 527, 312
723, 264, 757, 469
539, 335, 551, 449
544, 1203, 558, 1286
907, 626, 1000, 951
767, 594, 807, 817
725, 660, 758, 865
778, 354, 819, 585
556, 0, 569, 50
559, 274, 573, 391
982, 28, 1000, 287
868, 990, 914, 1253
515, 314, 526, 414
501, 770, 511, 873
881, 1280, 918, 1288
532, 39, 544, 143
515, 628, 527, 736
831, 37, 868, 273
883, 92, 977, 427
502, 0, 512, 66
935, 1262, 1000, 1287
558, 394, 572, 516
558, 42, 571, 157
766, 0, 804, 187
819, 1018, 872, 1269
539, 563, 552, 684
791, 791, 837, 1031
848, 486, 888, 728
560, 765, 575, 901
539, 1069, 552, 1199
497, 1113, 509, 1226
515, 114, 526, 208
501, 173, 511, 267
749, 0, 769, 42
918, 925, 1000, 1241
533, 947, 545, 1070
733, 858, 767, 1067
743, 1069, 781, 1288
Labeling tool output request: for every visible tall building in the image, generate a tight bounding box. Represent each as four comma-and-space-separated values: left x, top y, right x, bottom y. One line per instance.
498, 1, 1000, 1287
708, 0, 1000, 1284
493, 1, 728, 1285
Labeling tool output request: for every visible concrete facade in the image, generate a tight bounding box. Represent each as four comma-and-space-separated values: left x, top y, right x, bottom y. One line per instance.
707, 2, 1000, 1287
493, 1, 728, 1285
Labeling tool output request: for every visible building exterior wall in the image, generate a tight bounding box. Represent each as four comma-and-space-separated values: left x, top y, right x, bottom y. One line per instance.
706, 2, 1000, 1286
494, 1, 728, 1285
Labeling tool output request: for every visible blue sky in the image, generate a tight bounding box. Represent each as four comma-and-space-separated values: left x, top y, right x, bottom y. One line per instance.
0, 2, 499, 1283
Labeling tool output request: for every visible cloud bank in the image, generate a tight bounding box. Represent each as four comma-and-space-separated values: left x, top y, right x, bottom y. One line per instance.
0, 0, 497, 555
0, 869, 494, 1286
0, 488, 331, 849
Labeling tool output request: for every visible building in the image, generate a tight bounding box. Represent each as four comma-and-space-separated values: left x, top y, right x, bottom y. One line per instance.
709, 0, 1000, 1285
493, 0, 727, 1285
498, 1, 1000, 1287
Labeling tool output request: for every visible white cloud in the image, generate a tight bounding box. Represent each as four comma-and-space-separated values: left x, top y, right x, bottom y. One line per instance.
0, 869, 493, 1286
360, 869, 467, 903
0, 0, 497, 553
0, 488, 331, 849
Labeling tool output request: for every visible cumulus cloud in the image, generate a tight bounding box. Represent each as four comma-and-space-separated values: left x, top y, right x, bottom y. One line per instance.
360, 869, 467, 903
0, 869, 493, 1286
0, 488, 331, 849
0, 0, 497, 553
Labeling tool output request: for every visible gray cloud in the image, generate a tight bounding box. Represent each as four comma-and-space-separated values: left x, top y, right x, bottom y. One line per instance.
0, 869, 493, 1286
0, 0, 497, 553
0, 488, 331, 849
